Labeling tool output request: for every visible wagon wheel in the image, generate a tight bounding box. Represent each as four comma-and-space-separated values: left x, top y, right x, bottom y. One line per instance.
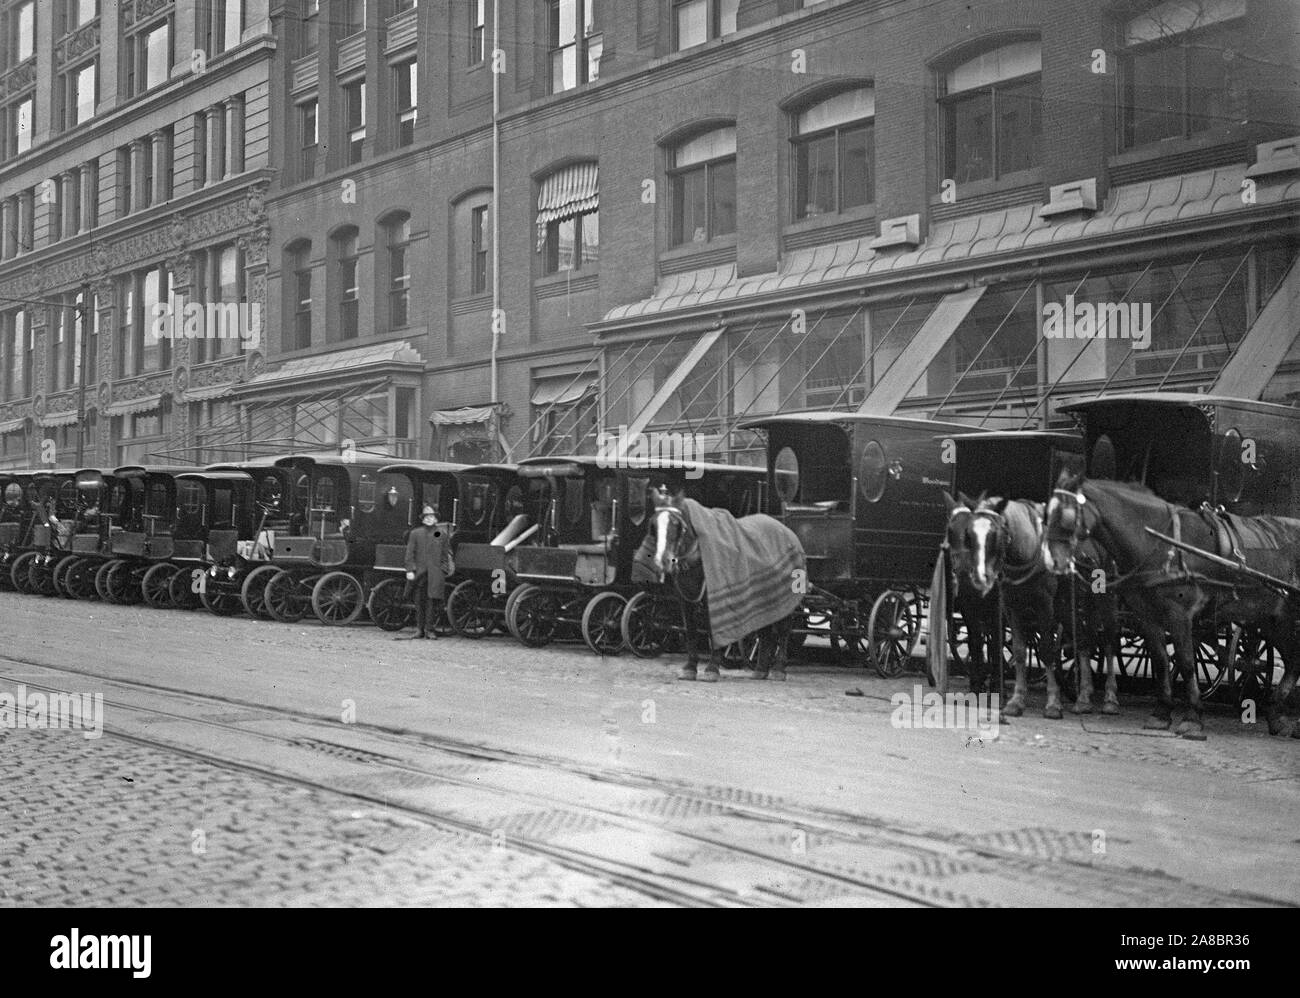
93, 560, 117, 601
105, 560, 141, 605
51, 554, 80, 597
64, 558, 98, 600
1191, 634, 1229, 701
508, 584, 559, 648
311, 571, 365, 626
200, 581, 244, 616
367, 576, 414, 632
621, 590, 675, 659
170, 567, 203, 610
447, 579, 492, 639
265, 569, 308, 624
1225, 625, 1277, 708
28, 556, 58, 597
868, 590, 919, 679
829, 604, 869, 664
581, 591, 626, 656
9, 551, 37, 594
240, 564, 280, 619
141, 563, 179, 610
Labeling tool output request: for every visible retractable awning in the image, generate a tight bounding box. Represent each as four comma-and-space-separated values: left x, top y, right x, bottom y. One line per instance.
430, 405, 496, 426
104, 393, 163, 417
1213, 256, 1300, 400
0, 416, 26, 433
184, 382, 237, 403
536, 162, 598, 250
530, 379, 596, 407
857, 286, 987, 414
38, 410, 79, 427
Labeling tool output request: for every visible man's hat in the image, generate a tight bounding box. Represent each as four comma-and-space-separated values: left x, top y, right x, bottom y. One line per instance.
421, 505, 436, 517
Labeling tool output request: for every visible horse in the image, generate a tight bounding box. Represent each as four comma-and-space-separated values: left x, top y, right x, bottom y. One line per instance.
946, 492, 1122, 718
1043, 469, 1300, 739
643, 487, 796, 683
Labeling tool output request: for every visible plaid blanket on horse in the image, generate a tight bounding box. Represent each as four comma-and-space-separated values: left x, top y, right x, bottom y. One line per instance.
681, 498, 805, 647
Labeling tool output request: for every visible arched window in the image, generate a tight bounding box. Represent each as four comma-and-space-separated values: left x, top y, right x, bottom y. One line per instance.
536, 162, 598, 275
382, 213, 411, 330
793, 88, 874, 219
670, 127, 735, 245
940, 39, 1041, 184
284, 239, 313, 350
331, 227, 360, 340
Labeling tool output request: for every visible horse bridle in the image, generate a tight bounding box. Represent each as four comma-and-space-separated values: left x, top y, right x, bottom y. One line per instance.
652, 505, 706, 604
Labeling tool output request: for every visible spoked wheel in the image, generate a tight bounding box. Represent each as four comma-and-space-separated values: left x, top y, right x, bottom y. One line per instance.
829, 605, 868, 664
507, 584, 559, 648
1226, 625, 1277, 707
311, 571, 365, 626
201, 583, 244, 616
722, 633, 762, 670
28, 556, 58, 597
868, 590, 919, 679
170, 567, 203, 610
51, 554, 80, 597
447, 579, 492, 639
105, 560, 141, 604
240, 564, 280, 619
621, 590, 677, 658
581, 591, 626, 656
94, 560, 117, 601
141, 563, 179, 610
10, 551, 37, 594
64, 558, 99, 600
1190, 634, 1228, 701
265, 569, 309, 624
367, 576, 414, 632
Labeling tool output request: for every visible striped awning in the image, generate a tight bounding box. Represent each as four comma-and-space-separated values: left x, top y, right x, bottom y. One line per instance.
530, 378, 596, 408
104, 393, 164, 417
536, 162, 598, 250
38, 409, 79, 427
430, 404, 495, 426
0, 416, 26, 434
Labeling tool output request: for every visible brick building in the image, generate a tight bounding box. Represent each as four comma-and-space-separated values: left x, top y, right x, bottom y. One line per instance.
4, 0, 1297, 468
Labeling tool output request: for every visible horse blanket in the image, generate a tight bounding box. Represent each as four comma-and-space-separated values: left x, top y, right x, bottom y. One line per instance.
681, 498, 805, 647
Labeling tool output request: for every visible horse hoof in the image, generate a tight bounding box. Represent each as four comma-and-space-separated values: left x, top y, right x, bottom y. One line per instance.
699, 668, 720, 683
1143, 715, 1171, 730
677, 669, 697, 682
1101, 701, 1120, 716
1003, 701, 1024, 718
1044, 704, 1063, 720
1176, 720, 1207, 741
769, 670, 787, 683
748, 670, 768, 680
1070, 701, 1094, 716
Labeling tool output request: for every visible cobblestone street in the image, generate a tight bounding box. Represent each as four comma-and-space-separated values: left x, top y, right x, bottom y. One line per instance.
1, 593, 1297, 907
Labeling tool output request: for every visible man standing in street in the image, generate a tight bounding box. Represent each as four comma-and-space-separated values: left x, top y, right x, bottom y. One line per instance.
400, 505, 454, 639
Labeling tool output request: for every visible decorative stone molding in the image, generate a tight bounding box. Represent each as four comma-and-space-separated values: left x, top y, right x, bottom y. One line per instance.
1245, 136, 1300, 181
57, 22, 100, 67
1039, 177, 1099, 220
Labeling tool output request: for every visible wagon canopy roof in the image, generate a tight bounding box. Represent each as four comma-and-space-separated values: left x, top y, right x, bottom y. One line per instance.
941, 430, 1081, 446
1060, 392, 1300, 420
378, 460, 470, 477
112, 465, 205, 477
271, 452, 393, 470
516, 455, 765, 476
737, 412, 975, 432
175, 470, 255, 484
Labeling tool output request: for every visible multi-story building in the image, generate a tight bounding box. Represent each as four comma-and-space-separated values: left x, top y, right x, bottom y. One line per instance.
0, 0, 275, 470
8, 0, 1295, 469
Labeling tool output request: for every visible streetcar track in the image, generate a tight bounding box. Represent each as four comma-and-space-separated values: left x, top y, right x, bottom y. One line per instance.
3, 651, 1286, 906
0, 660, 940, 908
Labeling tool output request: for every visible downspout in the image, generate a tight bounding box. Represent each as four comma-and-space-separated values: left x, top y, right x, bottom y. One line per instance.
490, 0, 501, 415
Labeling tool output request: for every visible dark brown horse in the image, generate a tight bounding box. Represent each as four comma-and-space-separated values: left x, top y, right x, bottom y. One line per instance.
645, 489, 794, 682
1043, 470, 1300, 739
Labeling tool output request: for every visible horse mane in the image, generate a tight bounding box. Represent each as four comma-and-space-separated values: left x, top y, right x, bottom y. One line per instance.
981, 496, 1042, 562
1080, 476, 1172, 514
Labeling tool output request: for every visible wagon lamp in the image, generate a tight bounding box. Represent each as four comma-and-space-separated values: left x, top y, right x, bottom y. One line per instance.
227, 566, 237, 579
385, 486, 399, 508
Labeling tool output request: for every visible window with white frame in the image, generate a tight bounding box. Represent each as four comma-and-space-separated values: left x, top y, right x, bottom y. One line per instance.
940, 39, 1041, 184
2, 308, 31, 400
385, 213, 411, 329
344, 80, 365, 164
469, 0, 485, 64
670, 127, 736, 245
394, 59, 417, 147
127, 16, 173, 96
334, 228, 360, 340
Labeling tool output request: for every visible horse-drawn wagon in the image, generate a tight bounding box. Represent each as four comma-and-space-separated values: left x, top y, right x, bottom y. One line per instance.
97, 465, 202, 605
737, 412, 972, 676
1046, 392, 1300, 737
504, 456, 766, 654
